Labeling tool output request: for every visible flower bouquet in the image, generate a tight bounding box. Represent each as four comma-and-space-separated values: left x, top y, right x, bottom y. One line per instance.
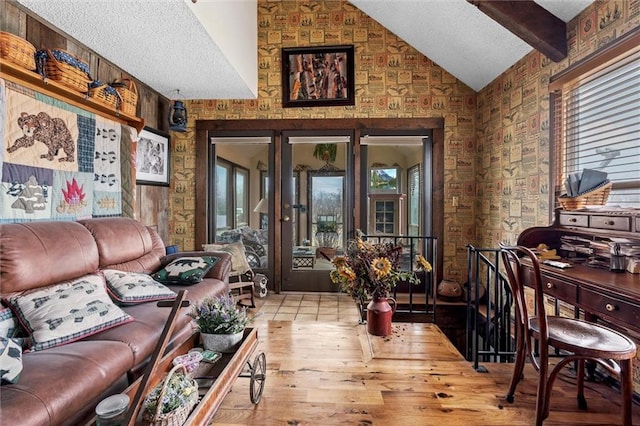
188, 294, 250, 352
330, 235, 431, 335
330, 236, 430, 300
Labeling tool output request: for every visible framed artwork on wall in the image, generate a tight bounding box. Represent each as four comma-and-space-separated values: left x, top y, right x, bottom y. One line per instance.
282, 45, 355, 108
136, 126, 170, 186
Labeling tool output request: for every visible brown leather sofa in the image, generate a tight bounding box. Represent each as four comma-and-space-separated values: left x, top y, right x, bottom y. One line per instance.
0, 217, 231, 425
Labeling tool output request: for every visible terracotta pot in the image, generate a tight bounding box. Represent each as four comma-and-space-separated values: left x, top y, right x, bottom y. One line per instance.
366, 296, 396, 336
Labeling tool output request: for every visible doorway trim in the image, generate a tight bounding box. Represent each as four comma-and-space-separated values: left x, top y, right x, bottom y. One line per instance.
195, 118, 445, 293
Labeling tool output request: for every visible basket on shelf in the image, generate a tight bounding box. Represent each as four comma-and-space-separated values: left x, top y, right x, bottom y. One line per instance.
36, 49, 92, 93
88, 81, 120, 109
558, 180, 612, 211
0, 31, 36, 71
142, 364, 198, 426
112, 78, 138, 115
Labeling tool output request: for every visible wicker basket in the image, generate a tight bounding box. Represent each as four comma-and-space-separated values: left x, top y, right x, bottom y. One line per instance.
88, 82, 120, 109
37, 49, 92, 93
142, 364, 198, 426
0, 31, 36, 70
558, 180, 612, 211
112, 78, 138, 115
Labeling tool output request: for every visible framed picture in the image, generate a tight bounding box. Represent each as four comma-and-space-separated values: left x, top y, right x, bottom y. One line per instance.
282, 45, 355, 108
136, 126, 170, 186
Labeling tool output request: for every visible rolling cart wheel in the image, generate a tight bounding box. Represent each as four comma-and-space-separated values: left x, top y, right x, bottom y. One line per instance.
249, 352, 266, 404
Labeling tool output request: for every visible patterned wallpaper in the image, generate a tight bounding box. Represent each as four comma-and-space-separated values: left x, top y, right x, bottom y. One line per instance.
168, 0, 639, 285
475, 0, 640, 249
169, 0, 476, 283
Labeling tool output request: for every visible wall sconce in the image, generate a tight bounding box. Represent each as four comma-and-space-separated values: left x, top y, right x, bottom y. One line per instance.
168, 89, 188, 133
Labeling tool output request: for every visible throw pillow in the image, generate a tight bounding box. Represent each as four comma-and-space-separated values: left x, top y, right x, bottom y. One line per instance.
0, 337, 22, 385
102, 270, 176, 305
202, 241, 252, 277
151, 256, 219, 285
0, 307, 17, 339
5, 274, 133, 352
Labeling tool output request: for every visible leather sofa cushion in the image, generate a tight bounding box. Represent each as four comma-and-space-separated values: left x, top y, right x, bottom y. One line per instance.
0, 340, 133, 426
79, 217, 166, 271
0, 221, 99, 294
83, 277, 228, 365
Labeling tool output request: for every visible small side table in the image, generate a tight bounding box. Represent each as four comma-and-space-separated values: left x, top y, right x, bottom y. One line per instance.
292, 246, 316, 268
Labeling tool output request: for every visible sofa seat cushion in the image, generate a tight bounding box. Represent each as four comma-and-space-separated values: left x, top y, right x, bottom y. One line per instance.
166, 277, 229, 305
0, 340, 134, 426
83, 277, 229, 366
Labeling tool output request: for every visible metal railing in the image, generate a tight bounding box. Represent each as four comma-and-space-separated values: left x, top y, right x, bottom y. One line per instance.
465, 245, 515, 372
362, 235, 438, 324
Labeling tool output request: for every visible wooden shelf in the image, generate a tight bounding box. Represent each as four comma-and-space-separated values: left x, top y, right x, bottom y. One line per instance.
0, 58, 144, 132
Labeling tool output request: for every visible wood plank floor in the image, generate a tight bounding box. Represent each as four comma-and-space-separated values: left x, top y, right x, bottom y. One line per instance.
210, 293, 639, 425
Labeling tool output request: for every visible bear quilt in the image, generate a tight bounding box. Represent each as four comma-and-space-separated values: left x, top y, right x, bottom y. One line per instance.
0, 78, 135, 222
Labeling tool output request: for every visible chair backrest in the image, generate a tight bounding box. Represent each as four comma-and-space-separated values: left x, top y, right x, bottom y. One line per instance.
499, 244, 550, 345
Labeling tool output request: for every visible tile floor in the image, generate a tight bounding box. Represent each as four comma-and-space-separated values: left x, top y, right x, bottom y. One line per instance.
251, 292, 361, 323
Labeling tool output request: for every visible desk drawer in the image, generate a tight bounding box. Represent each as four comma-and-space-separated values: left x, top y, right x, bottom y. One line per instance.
559, 213, 588, 228
540, 274, 578, 304
590, 215, 631, 231
579, 287, 640, 328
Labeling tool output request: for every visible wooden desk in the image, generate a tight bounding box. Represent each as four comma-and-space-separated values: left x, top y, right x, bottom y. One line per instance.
518, 209, 640, 334
526, 261, 640, 333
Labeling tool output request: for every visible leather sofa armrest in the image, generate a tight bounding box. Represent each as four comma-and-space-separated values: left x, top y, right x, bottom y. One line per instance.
160, 251, 232, 283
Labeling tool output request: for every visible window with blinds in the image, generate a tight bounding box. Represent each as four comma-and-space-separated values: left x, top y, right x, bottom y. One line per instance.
560, 49, 640, 208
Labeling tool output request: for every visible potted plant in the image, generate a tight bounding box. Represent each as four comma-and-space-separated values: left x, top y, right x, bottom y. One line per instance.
188, 294, 250, 352
312, 143, 337, 164
329, 236, 431, 336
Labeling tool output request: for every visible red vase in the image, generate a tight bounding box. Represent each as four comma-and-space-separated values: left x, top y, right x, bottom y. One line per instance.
366, 296, 396, 336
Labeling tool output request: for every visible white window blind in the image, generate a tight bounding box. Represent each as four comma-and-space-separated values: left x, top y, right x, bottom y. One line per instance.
562, 49, 640, 207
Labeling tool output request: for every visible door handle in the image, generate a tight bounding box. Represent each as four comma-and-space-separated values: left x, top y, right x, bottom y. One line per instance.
282, 215, 290, 222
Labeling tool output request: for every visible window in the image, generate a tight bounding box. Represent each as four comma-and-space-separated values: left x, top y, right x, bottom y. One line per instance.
551, 32, 640, 208
407, 164, 421, 236
215, 158, 249, 233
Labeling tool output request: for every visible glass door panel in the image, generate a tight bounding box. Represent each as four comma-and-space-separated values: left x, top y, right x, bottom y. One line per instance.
282, 136, 350, 292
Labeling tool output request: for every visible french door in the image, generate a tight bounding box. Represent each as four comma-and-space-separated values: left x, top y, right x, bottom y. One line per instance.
280, 133, 354, 292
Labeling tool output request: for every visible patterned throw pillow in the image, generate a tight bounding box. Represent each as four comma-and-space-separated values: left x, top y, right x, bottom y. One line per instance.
202, 242, 251, 277
151, 256, 219, 285
0, 307, 17, 339
0, 337, 22, 385
5, 274, 133, 352
102, 270, 176, 305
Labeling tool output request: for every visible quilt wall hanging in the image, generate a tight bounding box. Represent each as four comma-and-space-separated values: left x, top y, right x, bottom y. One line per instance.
0, 78, 137, 222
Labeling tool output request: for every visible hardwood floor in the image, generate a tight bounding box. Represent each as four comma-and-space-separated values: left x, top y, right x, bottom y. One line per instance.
210, 293, 639, 425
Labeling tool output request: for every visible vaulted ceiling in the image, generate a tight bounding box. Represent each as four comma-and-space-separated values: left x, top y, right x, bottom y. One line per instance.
14, 0, 592, 99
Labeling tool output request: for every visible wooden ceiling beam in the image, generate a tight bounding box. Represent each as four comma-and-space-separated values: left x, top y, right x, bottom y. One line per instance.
468, 0, 567, 62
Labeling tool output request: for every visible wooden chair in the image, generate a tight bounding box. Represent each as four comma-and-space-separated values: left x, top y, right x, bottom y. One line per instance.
499, 244, 636, 426
229, 270, 261, 308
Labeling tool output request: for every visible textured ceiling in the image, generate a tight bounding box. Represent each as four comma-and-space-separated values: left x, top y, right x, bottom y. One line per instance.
15, 0, 592, 99
15, 0, 257, 100
351, 0, 592, 91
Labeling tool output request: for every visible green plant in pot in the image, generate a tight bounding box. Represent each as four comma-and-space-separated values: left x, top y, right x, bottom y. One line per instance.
313, 143, 337, 164
188, 293, 249, 352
